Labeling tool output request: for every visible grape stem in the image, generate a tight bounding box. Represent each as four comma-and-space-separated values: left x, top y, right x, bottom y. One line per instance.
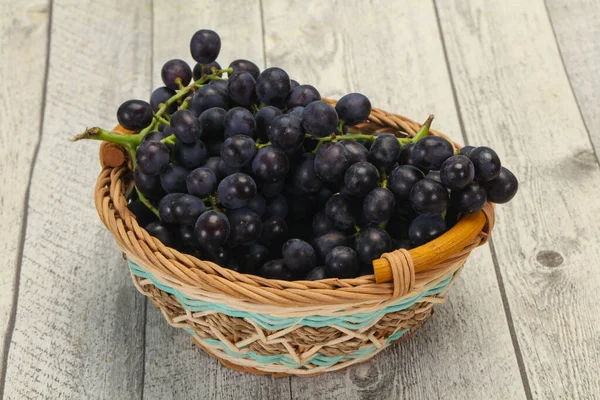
70, 127, 143, 147
161, 134, 176, 145
136, 187, 159, 217
337, 119, 345, 134
411, 114, 434, 143
256, 141, 271, 149
154, 114, 170, 125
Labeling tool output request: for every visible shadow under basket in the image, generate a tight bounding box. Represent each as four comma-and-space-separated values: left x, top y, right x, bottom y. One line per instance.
94, 99, 495, 377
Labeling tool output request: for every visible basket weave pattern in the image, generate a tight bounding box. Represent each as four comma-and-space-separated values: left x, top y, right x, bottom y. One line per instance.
94, 102, 494, 376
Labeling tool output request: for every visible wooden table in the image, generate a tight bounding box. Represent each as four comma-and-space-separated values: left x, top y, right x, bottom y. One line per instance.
1, 0, 599, 398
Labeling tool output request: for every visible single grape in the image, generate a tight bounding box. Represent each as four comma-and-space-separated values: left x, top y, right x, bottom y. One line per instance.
335, 93, 371, 126
294, 153, 322, 193
150, 87, 177, 114
410, 179, 449, 216
451, 182, 487, 213
208, 79, 228, 92
246, 193, 266, 216
134, 168, 166, 199
408, 215, 447, 246
286, 106, 305, 118
171, 109, 202, 143
145, 221, 175, 247
171, 194, 206, 225
255, 106, 282, 142
440, 155, 475, 190
302, 101, 339, 138
201, 156, 221, 177
128, 200, 158, 227
312, 211, 335, 236
260, 180, 285, 198
344, 161, 380, 196
190, 29, 221, 63
363, 187, 395, 224
161, 59, 192, 89
158, 193, 183, 223
220, 134, 256, 167
326, 194, 358, 230
398, 142, 418, 166
286, 84, 321, 109
481, 167, 518, 203
251, 146, 289, 183
305, 266, 328, 280
267, 114, 305, 150
469, 146, 502, 181
228, 208, 262, 245
388, 165, 424, 201
117, 99, 153, 130
314, 142, 351, 183
192, 61, 221, 80
413, 136, 454, 170
227, 71, 257, 107
194, 210, 230, 249
290, 79, 300, 90
317, 185, 336, 208
392, 239, 414, 250
178, 225, 198, 251
141, 130, 169, 143
460, 145, 475, 157
160, 165, 189, 193
264, 195, 288, 218
199, 107, 226, 140
260, 217, 289, 248
369, 134, 401, 168
325, 246, 359, 278
224, 107, 256, 138
313, 231, 350, 261
255, 67, 291, 108
282, 239, 317, 276
354, 227, 392, 264
174, 140, 207, 169
259, 259, 293, 280
340, 140, 369, 164
237, 242, 270, 274
425, 170, 442, 184
217, 173, 257, 209
191, 85, 230, 116
228, 59, 260, 80
205, 246, 231, 266
136, 141, 170, 175
186, 167, 217, 197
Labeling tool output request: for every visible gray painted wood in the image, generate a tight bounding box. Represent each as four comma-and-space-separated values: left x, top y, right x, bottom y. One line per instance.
2, 0, 152, 398
546, 0, 600, 158
142, 1, 291, 399
0, 0, 50, 387
436, 0, 600, 397
262, 1, 526, 399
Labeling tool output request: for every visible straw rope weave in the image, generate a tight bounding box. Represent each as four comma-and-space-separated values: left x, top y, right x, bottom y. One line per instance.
94, 102, 494, 376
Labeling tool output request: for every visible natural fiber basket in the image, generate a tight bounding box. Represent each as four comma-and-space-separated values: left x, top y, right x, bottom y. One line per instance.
94, 99, 495, 377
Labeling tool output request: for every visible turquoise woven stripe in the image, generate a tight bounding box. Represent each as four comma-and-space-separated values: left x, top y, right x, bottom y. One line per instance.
129, 259, 452, 330
185, 328, 408, 368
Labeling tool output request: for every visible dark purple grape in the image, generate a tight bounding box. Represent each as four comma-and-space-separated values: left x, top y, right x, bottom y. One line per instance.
388, 165, 424, 201
363, 187, 395, 224
425, 170, 442, 184
161, 59, 192, 89
255, 106, 282, 142
344, 161, 380, 196
246, 194, 266, 216
136, 141, 170, 175
134, 168, 166, 199
227, 71, 257, 107
451, 183, 487, 213
170, 109, 202, 143
398, 142, 418, 166
282, 239, 317, 276
313, 231, 350, 262
190, 29, 221, 63
158, 193, 183, 223
410, 179, 449, 216
294, 153, 322, 193
171, 194, 206, 225
314, 142, 351, 183
205, 246, 231, 266
369, 134, 400, 168
460, 145, 475, 157
340, 140, 369, 164
194, 210, 230, 249
191, 85, 230, 116
264, 195, 288, 218
193, 61, 222, 80
201, 156, 221, 177
237, 243, 270, 274
216, 160, 243, 179
359, 263, 375, 276
141, 130, 169, 143
251, 146, 289, 183
199, 107, 226, 140
325, 246, 359, 278
286, 84, 321, 108
259, 259, 293, 280
186, 167, 218, 197
224, 107, 256, 138
392, 239, 414, 250
302, 101, 339, 138
228, 208, 262, 245
174, 140, 207, 169
482, 167, 518, 204
305, 266, 328, 280
408, 215, 447, 246
260, 180, 285, 198
290, 79, 300, 90
150, 87, 177, 114
413, 136, 454, 170
220, 134, 256, 167
440, 155, 475, 190
179, 225, 198, 250
335, 93, 371, 126
469, 146, 502, 181
145, 221, 175, 247
160, 165, 189, 193
286, 106, 305, 118
268, 114, 305, 150
312, 211, 334, 236
354, 227, 391, 263
228, 59, 260, 80
217, 173, 257, 209
260, 217, 288, 248
208, 79, 228, 92
326, 194, 358, 230
255, 67, 291, 108
128, 200, 157, 227
117, 99, 153, 131
317, 185, 336, 208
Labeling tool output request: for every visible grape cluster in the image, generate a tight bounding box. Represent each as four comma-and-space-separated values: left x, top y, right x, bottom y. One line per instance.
85, 28, 519, 281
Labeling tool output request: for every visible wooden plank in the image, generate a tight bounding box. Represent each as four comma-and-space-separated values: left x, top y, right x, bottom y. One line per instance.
436, 0, 600, 397
545, 0, 600, 157
262, 1, 526, 399
142, 1, 291, 399
2, 0, 152, 398
0, 0, 50, 387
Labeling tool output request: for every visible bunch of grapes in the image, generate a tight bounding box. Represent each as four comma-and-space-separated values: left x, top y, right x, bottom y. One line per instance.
74, 28, 518, 281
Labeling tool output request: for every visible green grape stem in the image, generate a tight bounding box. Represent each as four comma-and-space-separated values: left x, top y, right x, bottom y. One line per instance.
136, 187, 159, 217
411, 114, 434, 143
161, 134, 176, 145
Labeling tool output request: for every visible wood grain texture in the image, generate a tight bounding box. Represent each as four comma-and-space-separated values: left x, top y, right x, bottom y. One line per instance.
436, 0, 600, 397
545, 0, 600, 157
262, 1, 526, 399
142, 1, 291, 399
2, 0, 152, 398
0, 0, 50, 385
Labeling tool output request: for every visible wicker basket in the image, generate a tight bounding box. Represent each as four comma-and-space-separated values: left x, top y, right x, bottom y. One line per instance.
94, 100, 495, 377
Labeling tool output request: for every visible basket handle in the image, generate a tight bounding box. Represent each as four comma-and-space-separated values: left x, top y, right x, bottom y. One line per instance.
99, 125, 135, 168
